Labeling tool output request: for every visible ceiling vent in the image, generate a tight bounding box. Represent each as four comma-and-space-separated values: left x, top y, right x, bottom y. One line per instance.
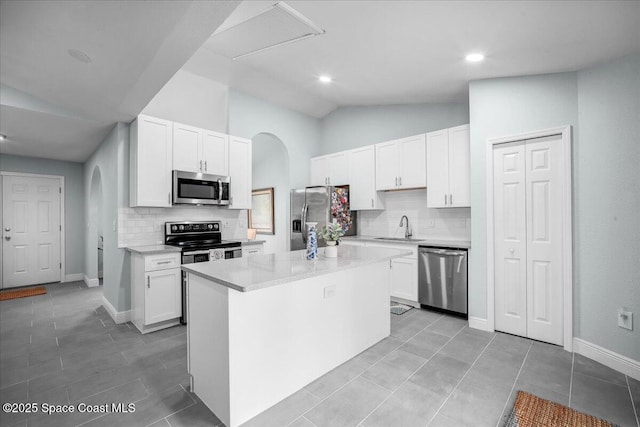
207, 2, 325, 60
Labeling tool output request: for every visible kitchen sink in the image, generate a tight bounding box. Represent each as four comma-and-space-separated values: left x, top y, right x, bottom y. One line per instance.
374, 237, 423, 242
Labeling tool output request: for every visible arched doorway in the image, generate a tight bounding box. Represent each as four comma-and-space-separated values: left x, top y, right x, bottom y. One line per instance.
88, 166, 103, 287
251, 133, 290, 253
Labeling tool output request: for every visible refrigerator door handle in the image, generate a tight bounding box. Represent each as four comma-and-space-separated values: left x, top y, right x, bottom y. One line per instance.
301, 203, 308, 244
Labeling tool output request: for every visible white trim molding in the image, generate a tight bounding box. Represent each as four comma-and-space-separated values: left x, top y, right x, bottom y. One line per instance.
485, 125, 573, 352
83, 274, 99, 288
64, 273, 84, 283
101, 295, 132, 324
468, 316, 490, 332
573, 338, 640, 381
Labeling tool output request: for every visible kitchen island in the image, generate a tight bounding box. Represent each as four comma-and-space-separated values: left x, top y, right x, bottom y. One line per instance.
182, 245, 411, 427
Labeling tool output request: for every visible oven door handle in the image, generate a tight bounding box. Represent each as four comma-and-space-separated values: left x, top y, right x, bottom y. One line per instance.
182, 250, 211, 256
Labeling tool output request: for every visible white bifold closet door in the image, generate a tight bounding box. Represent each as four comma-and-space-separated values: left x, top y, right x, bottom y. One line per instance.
493, 135, 564, 346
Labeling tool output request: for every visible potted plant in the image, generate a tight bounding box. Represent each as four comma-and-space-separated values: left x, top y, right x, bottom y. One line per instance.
318, 220, 345, 258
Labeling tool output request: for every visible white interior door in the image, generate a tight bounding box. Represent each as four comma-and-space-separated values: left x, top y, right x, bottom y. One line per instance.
493, 136, 564, 346
493, 142, 528, 337
2, 175, 61, 288
525, 135, 564, 345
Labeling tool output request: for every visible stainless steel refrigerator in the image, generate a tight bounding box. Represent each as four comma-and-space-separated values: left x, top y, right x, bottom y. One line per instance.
290, 186, 357, 251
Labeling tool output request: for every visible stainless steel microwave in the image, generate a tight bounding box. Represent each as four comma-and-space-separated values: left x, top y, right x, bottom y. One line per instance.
172, 170, 230, 206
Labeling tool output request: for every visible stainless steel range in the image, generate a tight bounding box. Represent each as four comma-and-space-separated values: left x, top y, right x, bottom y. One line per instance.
165, 221, 242, 324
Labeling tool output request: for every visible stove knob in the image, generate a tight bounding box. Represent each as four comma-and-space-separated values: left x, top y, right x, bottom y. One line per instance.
171, 225, 177, 232
178, 225, 184, 231
207, 224, 213, 230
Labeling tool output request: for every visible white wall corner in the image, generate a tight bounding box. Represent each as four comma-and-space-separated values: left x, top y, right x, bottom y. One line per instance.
101, 295, 132, 324
83, 274, 100, 288
468, 316, 491, 332
64, 273, 84, 283
573, 338, 640, 381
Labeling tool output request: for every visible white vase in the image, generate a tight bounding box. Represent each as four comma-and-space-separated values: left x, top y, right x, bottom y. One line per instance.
325, 240, 338, 258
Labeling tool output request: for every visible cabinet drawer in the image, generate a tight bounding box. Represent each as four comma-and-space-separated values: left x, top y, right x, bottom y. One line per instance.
145, 253, 181, 271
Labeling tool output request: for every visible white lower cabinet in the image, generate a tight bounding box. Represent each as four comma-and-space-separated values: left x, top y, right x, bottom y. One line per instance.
131, 252, 182, 334
341, 240, 418, 303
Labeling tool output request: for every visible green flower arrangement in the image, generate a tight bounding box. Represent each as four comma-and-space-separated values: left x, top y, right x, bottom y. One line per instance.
318, 221, 345, 242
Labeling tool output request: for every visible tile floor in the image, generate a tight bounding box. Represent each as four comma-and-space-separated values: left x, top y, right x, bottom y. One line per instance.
0, 282, 638, 427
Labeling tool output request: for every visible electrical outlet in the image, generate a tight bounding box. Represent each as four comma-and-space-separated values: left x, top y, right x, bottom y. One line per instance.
324, 285, 336, 299
618, 308, 633, 330
223, 221, 229, 229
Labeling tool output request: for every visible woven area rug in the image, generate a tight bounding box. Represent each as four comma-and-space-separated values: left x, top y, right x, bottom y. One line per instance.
503, 391, 619, 427
0, 286, 47, 301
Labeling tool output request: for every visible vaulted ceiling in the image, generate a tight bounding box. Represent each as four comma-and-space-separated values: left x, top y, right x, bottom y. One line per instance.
1, 1, 639, 162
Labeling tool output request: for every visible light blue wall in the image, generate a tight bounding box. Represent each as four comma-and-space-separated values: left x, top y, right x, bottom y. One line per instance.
319, 102, 469, 154
0, 154, 85, 275
575, 54, 639, 359
84, 123, 131, 311
468, 72, 578, 323
228, 90, 321, 189
252, 133, 290, 253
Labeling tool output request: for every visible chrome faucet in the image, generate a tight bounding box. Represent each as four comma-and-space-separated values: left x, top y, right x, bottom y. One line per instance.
399, 215, 412, 239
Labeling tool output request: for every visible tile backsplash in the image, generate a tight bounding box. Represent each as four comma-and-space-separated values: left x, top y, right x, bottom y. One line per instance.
357, 189, 471, 241
118, 206, 247, 248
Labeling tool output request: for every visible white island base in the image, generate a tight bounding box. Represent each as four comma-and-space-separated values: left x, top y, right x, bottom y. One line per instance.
187, 258, 392, 427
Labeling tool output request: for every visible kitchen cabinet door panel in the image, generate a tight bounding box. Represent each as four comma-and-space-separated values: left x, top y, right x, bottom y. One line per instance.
390, 258, 418, 302
398, 135, 426, 189
426, 129, 449, 208
310, 156, 328, 186
348, 146, 383, 210
130, 115, 173, 207
448, 125, 470, 207
173, 123, 201, 173
145, 269, 182, 325
328, 152, 348, 185
202, 131, 228, 175
375, 141, 400, 190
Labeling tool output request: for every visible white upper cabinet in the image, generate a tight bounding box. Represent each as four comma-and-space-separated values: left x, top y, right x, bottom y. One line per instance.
173, 122, 201, 173
347, 146, 383, 210
130, 115, 173, 207
229, 136, 252, 210
202, 130, 229, 176
173, 123, 229, 175
426, 124, 470, 208
375, 134, 426, 190
309, 151, 348, 186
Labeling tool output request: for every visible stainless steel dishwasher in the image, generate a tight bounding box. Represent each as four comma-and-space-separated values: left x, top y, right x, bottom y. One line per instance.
418, 246, 468, 317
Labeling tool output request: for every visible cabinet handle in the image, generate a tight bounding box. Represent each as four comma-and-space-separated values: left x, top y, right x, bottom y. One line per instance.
204, 160, 207, 172
371, 198, 374, 208
395, 177, 398, 186
168, 192, 171, 205
449, 194, 453, 205
444, 194, 447, 205
200, 160, 203, 171
399, 177, 402, 186
147, 276, 150, 288
156, 261, 171, 265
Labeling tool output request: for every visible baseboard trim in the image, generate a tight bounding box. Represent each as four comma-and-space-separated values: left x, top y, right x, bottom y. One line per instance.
83, 274, 99, 288
64, 273, 83, 282
468, 316, 491, 332
101, 295, 132, 324
573, 338, 640, 381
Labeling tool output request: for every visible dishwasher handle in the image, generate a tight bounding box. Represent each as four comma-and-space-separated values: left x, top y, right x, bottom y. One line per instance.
420, 248, 467, 257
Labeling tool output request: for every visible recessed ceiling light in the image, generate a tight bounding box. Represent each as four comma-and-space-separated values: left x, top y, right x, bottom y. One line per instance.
318, 75, 332, 83
465, 53, 485, 63
68, 48, 92, 64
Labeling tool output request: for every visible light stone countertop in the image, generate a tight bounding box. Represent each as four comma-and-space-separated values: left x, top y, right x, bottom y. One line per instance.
342, 235, 471, 249
182, 245, 412, 293
125, 245, 182, 255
